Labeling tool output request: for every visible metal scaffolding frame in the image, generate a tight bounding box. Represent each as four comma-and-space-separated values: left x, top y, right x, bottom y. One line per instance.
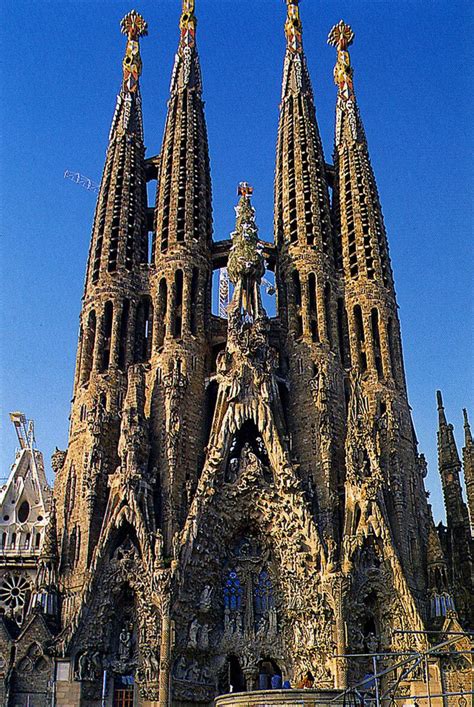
331, 630, 473, 707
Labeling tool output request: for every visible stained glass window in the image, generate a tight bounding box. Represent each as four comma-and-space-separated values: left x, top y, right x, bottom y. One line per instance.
224, 569, 242, 611
254, 569, 274, 615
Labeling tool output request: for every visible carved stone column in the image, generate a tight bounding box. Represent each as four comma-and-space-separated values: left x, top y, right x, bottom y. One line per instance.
330, 573, 348, 688
158, 592, 171, 707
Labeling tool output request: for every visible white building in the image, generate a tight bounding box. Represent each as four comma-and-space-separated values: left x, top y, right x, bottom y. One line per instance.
0, 413, 51, 625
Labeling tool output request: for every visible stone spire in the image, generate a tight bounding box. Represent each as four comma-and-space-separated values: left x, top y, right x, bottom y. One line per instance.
154, 0, 212, 254
273, 1, 343, 549
436, 391, 474, 622
55, 12, 150, 613
83, 10, 149, 292
437, 392, 470, 532
329, 21, 394, 290
275, 0, 332, 254
149, 0, 213, 548
462, 408, 474, 535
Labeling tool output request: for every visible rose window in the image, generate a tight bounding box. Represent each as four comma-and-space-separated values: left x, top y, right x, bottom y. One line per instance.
0, 574, 30, 611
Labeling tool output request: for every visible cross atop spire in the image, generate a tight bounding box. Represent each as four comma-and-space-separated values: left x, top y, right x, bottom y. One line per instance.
328, 20, 355, 100
120, 10, 148, 94
179, 0, 197, 51
285, 0, 303, 54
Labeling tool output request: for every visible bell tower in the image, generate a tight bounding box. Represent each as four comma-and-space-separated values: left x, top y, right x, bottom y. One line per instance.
274, 0, 346, 542
54, 11, 150, 618
150, 0, 213, 547
329, 21, 431, 586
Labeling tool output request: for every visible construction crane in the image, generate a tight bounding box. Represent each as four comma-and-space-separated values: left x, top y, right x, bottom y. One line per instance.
9, 412, 35, 451
218, 267, 275, 319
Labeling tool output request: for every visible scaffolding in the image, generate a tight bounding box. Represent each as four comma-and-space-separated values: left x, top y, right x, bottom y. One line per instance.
331, 630, 473, 707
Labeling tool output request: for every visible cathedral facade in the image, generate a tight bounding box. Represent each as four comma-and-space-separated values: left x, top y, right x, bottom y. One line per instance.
1, 2, 472, 706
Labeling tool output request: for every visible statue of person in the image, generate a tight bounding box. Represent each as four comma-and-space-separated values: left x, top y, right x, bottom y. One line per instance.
77, 652, 89, 681
188, 618, 199, 649
199, 623, 209, 650
119, 624, 132, 659
172, 531, 181, 561
175, 656, 188, 680
154, 530, 164, 562
199, 585, 213, 612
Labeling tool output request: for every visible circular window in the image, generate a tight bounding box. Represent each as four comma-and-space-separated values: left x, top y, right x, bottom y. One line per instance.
0, 574, 30, 611
37, 515, 43, 522
17, 501, 30, 523
3, 515, 9, 521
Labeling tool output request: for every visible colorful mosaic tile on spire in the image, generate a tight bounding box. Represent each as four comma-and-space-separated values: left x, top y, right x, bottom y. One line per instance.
120, 10, 148, 94
179, 0, 197, 52
285, 0, 303, 54
328, 20, 355, 100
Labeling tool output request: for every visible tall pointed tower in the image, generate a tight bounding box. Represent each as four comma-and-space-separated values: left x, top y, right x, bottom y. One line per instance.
328, 21, 431, 589
436, 391, 474, 623
274, 0, 346, 543
150, 0, 213, 549
53, 10, 150, 620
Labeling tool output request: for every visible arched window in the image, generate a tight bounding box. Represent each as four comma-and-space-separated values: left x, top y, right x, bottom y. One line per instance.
156, 278, 168, 349
387, 317, 398, 383
308, 273, 319, 342
174, 270, 184, 338
81, 310, 96, 384
190, 267, 199, 335
324, 282, 332, 348
292, 270, 302, 307
134, 297, 153, 362
371, 308, 383, 378
224, 569, 243, 611
118, 299, 130, 370
337, 298, 350, 368
353, 305, 367, 372
99, 301, 113, 372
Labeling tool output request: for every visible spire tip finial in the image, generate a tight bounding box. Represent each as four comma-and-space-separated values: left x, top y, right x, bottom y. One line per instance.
328, 20, 355, 98
285, 0, 303, 54
238, 182, 254, 198
120, 11, 147, 94
327, 20, 354, 51
121, 10, 148, 40
180, 0, 197, 50
437, 390, 444, 409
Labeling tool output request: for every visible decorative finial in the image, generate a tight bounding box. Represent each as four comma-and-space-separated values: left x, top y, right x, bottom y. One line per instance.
285, 0, 303, 54
238, 182, 254, 198
180, 0, 197, 51
120, 10, 148, 94
328, 20, 355, 99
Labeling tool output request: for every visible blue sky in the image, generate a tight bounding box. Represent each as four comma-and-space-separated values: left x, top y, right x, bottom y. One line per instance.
0, 1, 472, 522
